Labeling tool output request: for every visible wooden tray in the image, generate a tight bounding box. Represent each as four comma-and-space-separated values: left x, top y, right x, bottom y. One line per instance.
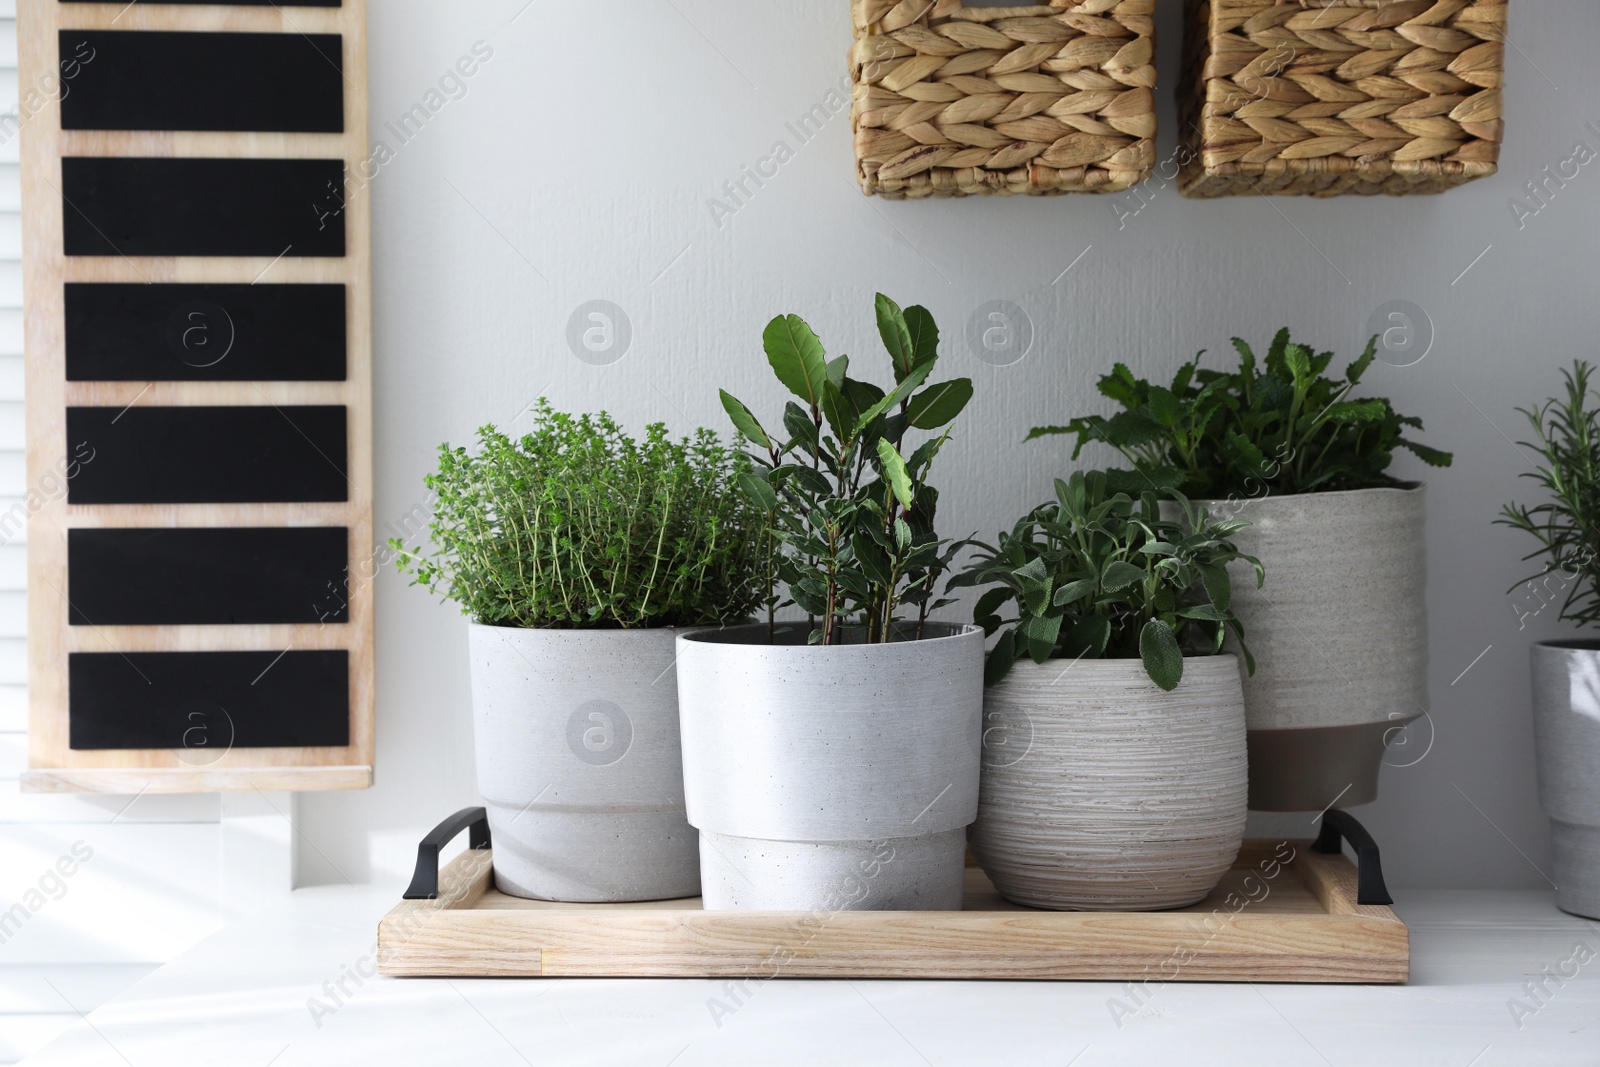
378, 810, 1408, 982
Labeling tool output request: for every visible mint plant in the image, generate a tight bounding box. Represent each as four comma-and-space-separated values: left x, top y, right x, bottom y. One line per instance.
1499, 361, 1600, 628
954, 471, 1262, 691
720, 294, 974, 645
1030, 328, 1452, 498
391, 401, 768, 628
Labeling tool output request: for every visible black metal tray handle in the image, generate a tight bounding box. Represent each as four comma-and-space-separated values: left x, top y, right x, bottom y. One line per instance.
403, 806, 492, 900
1313, 809, 1393, 906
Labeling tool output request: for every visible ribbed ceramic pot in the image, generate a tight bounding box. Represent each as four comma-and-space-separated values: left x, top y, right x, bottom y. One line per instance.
1530, 641, 1600, 920
468, 623, 700, 902
676, 623, 984, 911
1195, 486, 1429, 812
969, 655, 1248, 911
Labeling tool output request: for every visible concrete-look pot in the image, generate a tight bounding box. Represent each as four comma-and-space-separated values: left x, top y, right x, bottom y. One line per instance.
969, 655, 1248, 911
1530, 641, 1600, 920
1197, 485, 1429, 812
468, 623, 700, 902
676, 623, 984, 911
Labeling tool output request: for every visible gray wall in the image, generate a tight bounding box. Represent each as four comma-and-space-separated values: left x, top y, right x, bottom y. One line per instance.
299, 0, 1600, 892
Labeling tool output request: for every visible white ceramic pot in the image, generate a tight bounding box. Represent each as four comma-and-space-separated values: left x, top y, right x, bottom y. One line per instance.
676, 623, 984, 911
1530, 641, 1600, 920
1197, 486, 1429, 811
969, 654, 1248, 910
468, 623, 700, 902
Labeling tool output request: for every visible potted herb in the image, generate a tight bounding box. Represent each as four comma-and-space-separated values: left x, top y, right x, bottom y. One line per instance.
954, 471, 1259, 910
676, 294, 983, 911
1032, 330, 1453, 812
392, 402, 766, 902
1499, 361, 1600, 920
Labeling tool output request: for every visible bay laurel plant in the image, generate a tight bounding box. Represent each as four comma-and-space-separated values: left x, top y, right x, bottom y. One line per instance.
953, 470, 1263, 691
1029, 328, 1452, 500
390, 400, 768, 628
1498, 361, 1600, 628
719, 294, 974, 645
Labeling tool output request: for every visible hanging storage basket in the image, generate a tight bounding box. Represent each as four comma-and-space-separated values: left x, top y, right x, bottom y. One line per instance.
850, 0, 1158, 198
1178, 0, 1507, 198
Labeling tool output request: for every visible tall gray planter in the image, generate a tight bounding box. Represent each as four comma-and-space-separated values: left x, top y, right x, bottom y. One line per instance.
676, 623, 984, 911
969, 655, 1248, 911
1530, 641, 1600, 920
468, 624, 700, 902
1198, 486, 1430, 811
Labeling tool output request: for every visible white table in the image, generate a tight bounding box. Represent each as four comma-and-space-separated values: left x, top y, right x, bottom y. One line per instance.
19, 886, 1600, 1066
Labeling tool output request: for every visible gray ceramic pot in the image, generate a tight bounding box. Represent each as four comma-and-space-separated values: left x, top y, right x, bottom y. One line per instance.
1530, 641, 1600, 920
1196, 485, 1429, 812
969, 655, 1248, 911
468, 623, 700, 902
676, 623, 984, 911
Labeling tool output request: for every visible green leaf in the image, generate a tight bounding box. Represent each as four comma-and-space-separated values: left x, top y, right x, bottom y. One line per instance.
852, 533, 893, 586
720, 390, 770, 450
856, 361, 933, 433
1139, 618, 1183, 691
737, 471, 777, 512
1020, 612, 1063, 663
1060, 616, 1111, 658
904, 304, 940, 375
1053, 577, 1096, 606
974, 587, 1014, 623
1347, 335, 1377, 386
1101, 560, 1145, 591
1400, 439, 1454, 467
826, 354, 849, 391
1148, 386, 1182, 428
763, 314, 830, 409
906, 378, 974, 429
875, 293, 917, 382
1177, 604, 1231, 622
984, 629, 1018, 687
1198, 562, 1232, 612
877, 438, 915, 510
820, 379, 854, 445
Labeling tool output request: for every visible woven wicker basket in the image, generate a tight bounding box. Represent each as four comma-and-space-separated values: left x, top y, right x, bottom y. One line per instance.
850, 0, 1157, 198
1178, 0, 1506, 198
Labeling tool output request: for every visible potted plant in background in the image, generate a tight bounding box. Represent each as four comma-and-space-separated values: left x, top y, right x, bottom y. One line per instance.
1499, 361, 1600, 921
676, 294, 983, 911
1031, 330, 1453, 812
392, 401, 767, 901
954, 471, 1259, 910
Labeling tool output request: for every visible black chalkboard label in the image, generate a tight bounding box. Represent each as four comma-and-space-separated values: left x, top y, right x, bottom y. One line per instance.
67, 405, 348, 504
70, 650, 350, 751
66, 283, 346, 382
62, 157, 346, 258
60, 31, 343, 133
69, 527, 348, 627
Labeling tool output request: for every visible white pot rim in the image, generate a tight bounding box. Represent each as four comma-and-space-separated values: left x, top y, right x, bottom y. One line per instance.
467, 620, 714, 635
679, 621, 979, 649
1534, 638, 1600, 652
1191, 482, 1425, 508
998, 652, 1240, 681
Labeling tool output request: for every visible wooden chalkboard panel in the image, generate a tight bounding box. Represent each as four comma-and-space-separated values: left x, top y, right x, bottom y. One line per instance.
65, 283, 347, 382
69, 527, 348, 626
67, 406, 348, 504
60, 30, 343, 133
70, 651, 350, 750
62, 157, 346, 257
22, 0, 373, 794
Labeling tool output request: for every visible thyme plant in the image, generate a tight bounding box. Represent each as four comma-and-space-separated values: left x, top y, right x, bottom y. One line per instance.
391, 400, 767, 628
